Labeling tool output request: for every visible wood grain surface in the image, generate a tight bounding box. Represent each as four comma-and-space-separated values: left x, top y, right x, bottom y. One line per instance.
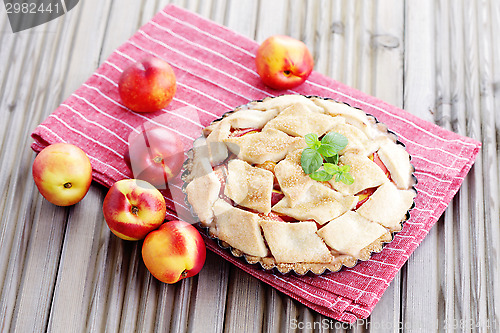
0, 0, 498, 332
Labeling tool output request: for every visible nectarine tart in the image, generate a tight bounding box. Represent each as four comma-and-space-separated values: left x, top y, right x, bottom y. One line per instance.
182, 95, 416, 274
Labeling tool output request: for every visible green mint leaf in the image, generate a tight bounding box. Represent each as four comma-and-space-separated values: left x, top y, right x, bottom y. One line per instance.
309, 170, 333, 182
317, 144, 337, 157
304, 133, 320, 149
321, 132, 348, 153
339, 164, 351, 173
303, 131, 353, 185
301, 148, 323, 174
324, 154, 339, 165
336, 171, 355, 185
344, 173, 355, 184
323, 163, 338, 174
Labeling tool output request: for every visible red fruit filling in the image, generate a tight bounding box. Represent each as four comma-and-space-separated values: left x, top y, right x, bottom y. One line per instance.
230, 128, 260, 137
355, 187, 376, 209
371, 152, 392, 180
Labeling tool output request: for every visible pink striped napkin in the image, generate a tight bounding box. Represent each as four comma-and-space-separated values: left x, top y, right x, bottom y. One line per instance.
31, 4, 481, 323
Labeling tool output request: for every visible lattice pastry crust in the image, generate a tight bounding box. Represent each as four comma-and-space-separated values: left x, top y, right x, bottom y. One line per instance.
183, 95, 417, 275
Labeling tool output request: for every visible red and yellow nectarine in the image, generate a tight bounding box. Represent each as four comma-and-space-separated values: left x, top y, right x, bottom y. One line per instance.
124, 126, 184, 189
118, 56, 176, 113
142, 220, 206, 284
255, 35, 314, 90
32, 143, 92, 206
103, 179, 166, 241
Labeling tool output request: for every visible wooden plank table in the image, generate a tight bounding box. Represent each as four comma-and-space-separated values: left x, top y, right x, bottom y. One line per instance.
0, 0, 498, 331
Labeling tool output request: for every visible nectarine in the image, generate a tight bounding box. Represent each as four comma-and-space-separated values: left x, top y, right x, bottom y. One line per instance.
124, 126, 184, 189
118, 56, 176, 113
255, 35, 314, 90
142, 220, 206, 284
32, 143, 92, 206
103, 179, 166, 241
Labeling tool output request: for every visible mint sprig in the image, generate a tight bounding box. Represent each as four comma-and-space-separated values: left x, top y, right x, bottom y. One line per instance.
300, 148, 323, 174
301, 132, 354, 185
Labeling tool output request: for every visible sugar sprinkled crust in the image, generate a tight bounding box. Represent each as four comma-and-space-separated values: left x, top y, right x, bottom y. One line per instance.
224, 159, 274, 214
224, 128, 305, 164
212, 199, 269, 257
377, 141, 414, 189
263, 102, 341, 137
317, 211, 388, 258
329, 153, 389, 195
356, 182, 416, 231
183, 95, 416, 274
274, 149, 315, 207
261, 220, 333, 263
272, 183, 358, 224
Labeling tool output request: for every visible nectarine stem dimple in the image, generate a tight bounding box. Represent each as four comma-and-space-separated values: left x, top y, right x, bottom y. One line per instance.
63, 182, 72, 189
131, 206, 139, 216
181, 270, 188, 278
